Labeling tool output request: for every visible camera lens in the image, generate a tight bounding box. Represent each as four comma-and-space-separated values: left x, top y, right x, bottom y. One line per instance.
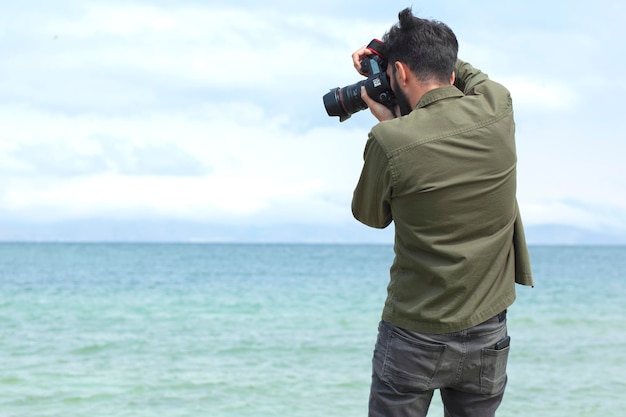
323, 88, 346, 121
323, 81, 367, 122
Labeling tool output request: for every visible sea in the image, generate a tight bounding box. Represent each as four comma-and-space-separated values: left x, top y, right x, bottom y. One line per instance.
0, 243, 624, 417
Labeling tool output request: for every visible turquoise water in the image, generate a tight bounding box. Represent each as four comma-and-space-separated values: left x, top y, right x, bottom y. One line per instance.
0, 243, 624, 416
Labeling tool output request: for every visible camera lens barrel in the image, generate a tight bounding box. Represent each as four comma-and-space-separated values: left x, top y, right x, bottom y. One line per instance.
323, 80, 368, 122
323, 74, 394, 122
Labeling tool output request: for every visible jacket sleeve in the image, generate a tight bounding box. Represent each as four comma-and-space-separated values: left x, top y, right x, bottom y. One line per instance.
351, 134, 393, 229
454, 59, 490, 95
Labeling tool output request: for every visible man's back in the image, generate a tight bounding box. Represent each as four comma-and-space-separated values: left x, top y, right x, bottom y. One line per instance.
352, 60, 530, 333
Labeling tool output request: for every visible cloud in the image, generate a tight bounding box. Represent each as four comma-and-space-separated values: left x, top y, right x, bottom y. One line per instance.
0, 98, 369, 224
1, 1, 625, 242
504, 78, 579, 112
0, 0, 385, 230
522, 199, 626, 233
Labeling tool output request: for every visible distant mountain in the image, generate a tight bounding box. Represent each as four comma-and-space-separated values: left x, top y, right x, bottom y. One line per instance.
0, 220, 624, 245
524, 224, 626, 245
0, 220, 392, 244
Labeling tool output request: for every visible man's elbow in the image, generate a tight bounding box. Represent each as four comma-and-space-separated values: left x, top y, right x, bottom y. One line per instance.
351, 205, 392, 229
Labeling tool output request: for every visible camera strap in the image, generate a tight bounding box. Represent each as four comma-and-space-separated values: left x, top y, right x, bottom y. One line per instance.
366, 39, 385, 59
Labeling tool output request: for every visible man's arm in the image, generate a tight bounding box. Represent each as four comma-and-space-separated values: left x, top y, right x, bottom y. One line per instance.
352, 136, 393, 228
453, 59, 490, 95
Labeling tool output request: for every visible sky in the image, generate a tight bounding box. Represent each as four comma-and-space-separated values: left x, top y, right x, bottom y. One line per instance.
1, 0, 625, 243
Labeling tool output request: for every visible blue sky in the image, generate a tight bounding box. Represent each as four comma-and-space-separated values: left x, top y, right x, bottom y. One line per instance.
1, 1, 625, 243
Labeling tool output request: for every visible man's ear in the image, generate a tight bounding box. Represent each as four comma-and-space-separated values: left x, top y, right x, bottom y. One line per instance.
450, 71, 456, 85
394, 61, 410, 86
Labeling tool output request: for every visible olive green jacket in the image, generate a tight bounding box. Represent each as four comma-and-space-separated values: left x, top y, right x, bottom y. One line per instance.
352, 59, 533, 334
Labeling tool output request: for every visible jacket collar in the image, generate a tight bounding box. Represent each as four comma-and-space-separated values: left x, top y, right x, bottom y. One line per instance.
415, 85, 463, 109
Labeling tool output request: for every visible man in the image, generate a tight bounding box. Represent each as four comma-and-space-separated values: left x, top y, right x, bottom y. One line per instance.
350, 8, 534, 417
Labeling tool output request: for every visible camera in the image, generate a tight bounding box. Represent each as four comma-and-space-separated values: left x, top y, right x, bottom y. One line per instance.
323, 39, 396, 122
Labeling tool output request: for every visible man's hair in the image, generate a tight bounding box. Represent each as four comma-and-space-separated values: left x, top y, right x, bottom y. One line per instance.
382, 8, 458, 84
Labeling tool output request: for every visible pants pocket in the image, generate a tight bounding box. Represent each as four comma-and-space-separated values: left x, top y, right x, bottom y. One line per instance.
480, 343, 510, 394
379, 329, 447, 392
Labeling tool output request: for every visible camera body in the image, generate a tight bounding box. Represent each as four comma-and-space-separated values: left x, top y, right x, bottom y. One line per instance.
323, 39, 396, 122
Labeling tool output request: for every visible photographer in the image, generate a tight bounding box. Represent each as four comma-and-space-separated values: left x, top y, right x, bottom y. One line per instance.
350, 8, 533, 417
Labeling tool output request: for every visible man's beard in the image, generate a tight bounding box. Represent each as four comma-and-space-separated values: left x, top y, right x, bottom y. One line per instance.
393, 72, 413, 116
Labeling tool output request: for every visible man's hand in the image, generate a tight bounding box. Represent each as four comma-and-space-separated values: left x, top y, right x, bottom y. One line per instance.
361, 86, 396, 122
352, 45, 373, 76
354, 45, 398, 121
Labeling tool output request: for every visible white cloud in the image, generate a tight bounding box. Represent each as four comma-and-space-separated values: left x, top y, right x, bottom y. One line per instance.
504, 77, 579, 112
522, 199, 626, 232
0, 99, 369, 224
1, 1, 625, 241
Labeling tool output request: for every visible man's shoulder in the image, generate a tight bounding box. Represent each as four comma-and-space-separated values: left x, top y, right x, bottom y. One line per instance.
370, 117, 418, 155
370, 118, 407, 156
370, 110, 446, 156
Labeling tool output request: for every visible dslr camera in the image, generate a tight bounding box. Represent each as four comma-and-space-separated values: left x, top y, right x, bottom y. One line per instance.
323, 39, 396, 122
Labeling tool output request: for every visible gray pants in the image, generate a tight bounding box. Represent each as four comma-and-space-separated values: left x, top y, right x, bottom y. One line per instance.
369, 312, 509, 417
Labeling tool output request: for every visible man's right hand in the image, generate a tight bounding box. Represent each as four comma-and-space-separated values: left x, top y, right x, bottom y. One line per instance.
361, 86, 396, 122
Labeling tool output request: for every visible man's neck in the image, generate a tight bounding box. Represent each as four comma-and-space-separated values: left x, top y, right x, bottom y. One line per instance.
408, 81, 449, 109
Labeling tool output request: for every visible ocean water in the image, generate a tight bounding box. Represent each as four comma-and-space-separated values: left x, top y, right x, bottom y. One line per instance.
0, 243, 624, 417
